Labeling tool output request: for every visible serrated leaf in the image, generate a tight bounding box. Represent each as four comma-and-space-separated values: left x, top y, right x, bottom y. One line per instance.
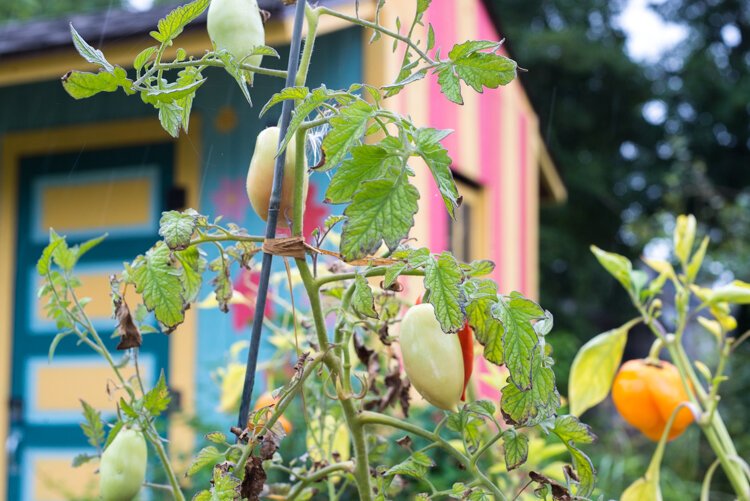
76, 234, 107, 259
414, 127, 460, 217
260, 86, 310, 116
175, 246, 206, 303
502, 429, 529, 470
427, 24, 436, 51
340, 175, 419, 261
70, 24, 113, 72
37, 238, 63, 276
495, 292, 543, 390
352, 274, 378, 318
79, 400, 105, 450
141, 77, 205, 105
424, 252, 465, 333
128, 241, 186, 329
205, 431, 228, 444
188, 446, 224, 476
385, 452, 434, 480
436, 67, 463, 105
325, 142, 402, 204
500, 353, 560, 426
464, 278, 499, 344
321, 100, 375, 172
481, 317, 505, 366
462, 259, 495, 277
104, 420, 123, 449
160, 211, 197, 249
143, 371, 171, 417
150, 0, 209, 43
553, 415, 596, 445
383, 261, 408, 288
62, 69, 131, 99
447, 41, 516, 93
134, 46, 157, 71
119, 397, 139, 419
157, 101, 182, 138
568, 319, 638, 417
567, 446, 596, 497
49, 330, 73, 362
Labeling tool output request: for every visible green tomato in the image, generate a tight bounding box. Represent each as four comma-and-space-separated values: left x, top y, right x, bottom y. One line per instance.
246, 126, 308, 227
207, 0, 265, 77
400, 303, 464, 411
99, 427, 147, 501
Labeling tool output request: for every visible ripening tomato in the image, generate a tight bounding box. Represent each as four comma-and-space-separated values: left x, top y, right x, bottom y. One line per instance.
415, 295, 474, 402
207, 0, 265, 81
612, 359, 694, 441
400, 303, 464, 411
251, 391, 293, 435
246, 126, 308, 227
99, 427, 147, 501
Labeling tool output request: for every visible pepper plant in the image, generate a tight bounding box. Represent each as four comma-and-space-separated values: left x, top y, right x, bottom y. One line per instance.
569, 214, 750, 500
45, 0, 597, 499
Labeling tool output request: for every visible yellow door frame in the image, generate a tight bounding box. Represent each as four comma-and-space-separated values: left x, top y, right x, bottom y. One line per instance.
0, 117, 201, 493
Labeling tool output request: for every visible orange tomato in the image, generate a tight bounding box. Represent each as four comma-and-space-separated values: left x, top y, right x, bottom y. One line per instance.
612, 359, 694, 441
250, 392, 293, 435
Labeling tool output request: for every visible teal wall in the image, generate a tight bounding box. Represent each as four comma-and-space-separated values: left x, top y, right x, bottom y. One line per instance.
0, 27, 363, 426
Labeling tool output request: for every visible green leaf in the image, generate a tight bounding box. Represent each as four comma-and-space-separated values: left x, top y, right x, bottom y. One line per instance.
464, 278, 499, 344
462, 259, 495, 277
37, 237, 63, 276
150, 0, 209, 43
383, 261, 408, 288
567, 445, 597, 497
141, 77, 205, 105
69, 24, 113, 72
260, 86, 310, 116
673, 214, 697, 265
496, 292, 543, 390
143, 371, 171, 417
175, 247, 206, 303
449, 41, 516, 93
321, 100, 375, 172
205, 431, 228, 444
502, 429, 529, 470
104, 420, 123, 449
352, 274, 378, 318
72, 453, 97, 467
414, 127, 460, 217
325, 141, 402, 204
590, 245, 632, 291
424, 252, 465, 333
134, 46, 157, 71
159, 210, 197, 249
340, 175, 419, 261
427, 24, 436, 51
187, 446, 225, 476
49, 330, 73, 362
437, 67, 463, 105
128, 241, 186, 329
500, 352, 560, 426
686, 236, 709, 283
707, 280, 750, 305
384, 451, 435, 480
75, 234, 107, 259
62, 69, 131, 99
156, 101, 182, 138
621, 475, 661, 501
481, 317, 505, 366
568, 319, 638, 417
79, 400, 105, 450
552, 415, 596, 445
119, 397, 139, 419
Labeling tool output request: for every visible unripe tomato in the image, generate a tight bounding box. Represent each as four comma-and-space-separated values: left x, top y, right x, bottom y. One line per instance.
99, 427, 147, 501
207, 0, 265, 76
400, 303, 464, 411
251, 391, 293, 434
415, 296, 474, 402
612, 359, 694, 441
246, 126, 308, 227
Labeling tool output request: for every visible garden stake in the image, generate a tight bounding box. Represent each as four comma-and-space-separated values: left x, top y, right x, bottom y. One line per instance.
237, 0, 307, 431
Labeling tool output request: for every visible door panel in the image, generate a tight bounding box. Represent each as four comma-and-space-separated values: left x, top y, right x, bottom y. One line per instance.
8, 143, 174, 500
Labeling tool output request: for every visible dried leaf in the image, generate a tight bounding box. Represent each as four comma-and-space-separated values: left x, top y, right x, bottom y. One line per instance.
114, 299, 142, 350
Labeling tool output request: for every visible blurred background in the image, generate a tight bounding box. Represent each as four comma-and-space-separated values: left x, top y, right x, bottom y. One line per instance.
1, 0, 748, 499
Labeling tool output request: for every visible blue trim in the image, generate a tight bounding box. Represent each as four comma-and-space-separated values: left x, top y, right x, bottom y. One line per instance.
30, 165, 160, 243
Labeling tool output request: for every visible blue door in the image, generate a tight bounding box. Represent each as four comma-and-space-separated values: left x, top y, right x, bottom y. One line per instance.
8, 143, 175, 500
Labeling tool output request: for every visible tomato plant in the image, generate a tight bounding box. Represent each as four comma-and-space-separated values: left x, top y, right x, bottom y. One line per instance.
48, 0, 599, 499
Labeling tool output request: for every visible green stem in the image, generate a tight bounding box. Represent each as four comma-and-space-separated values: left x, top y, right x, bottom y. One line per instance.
316, 7, 435, 64
286, 461, 356, 500
189, 234, 265, 245
292, 128, 307, 237
296, 6, 319, 87
144, 426, 186, 501
358, 412, 506, 500
147, 58, 288, 80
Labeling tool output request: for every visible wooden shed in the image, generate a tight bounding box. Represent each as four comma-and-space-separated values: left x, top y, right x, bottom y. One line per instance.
0, 1, 565, 498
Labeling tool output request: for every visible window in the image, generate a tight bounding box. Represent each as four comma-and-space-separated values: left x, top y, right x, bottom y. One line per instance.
447, 178, 486, 262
